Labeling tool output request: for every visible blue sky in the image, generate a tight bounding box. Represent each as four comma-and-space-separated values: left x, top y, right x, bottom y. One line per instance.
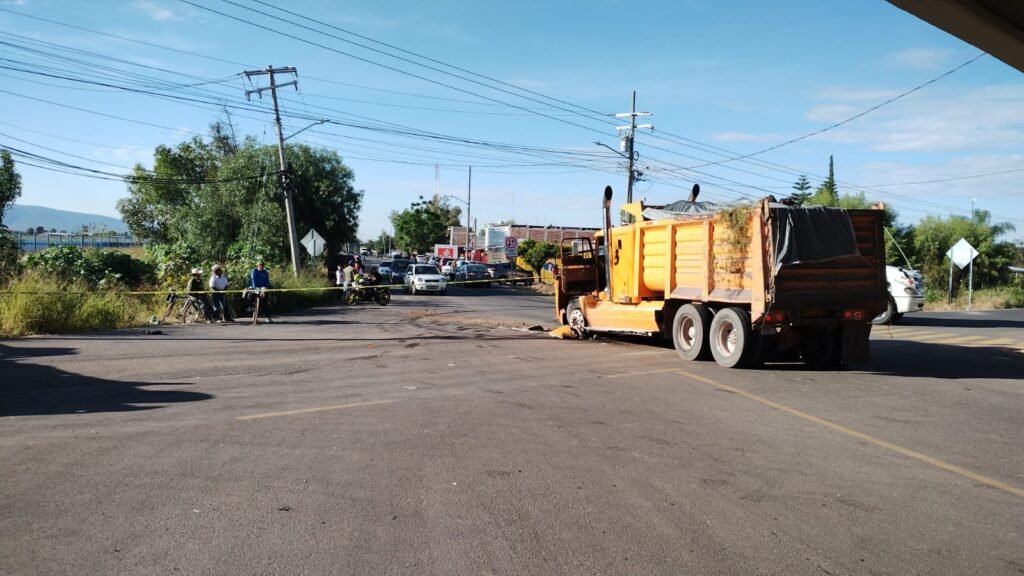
1, 0, 1022, 242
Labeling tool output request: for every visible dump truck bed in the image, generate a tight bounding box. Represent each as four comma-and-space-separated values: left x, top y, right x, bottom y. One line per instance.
605, 200, 886, 320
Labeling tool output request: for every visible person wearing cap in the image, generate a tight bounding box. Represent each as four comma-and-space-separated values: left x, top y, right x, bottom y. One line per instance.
185, 267, 213, 322
208, 265, 233, 322
248, 260, 272, 322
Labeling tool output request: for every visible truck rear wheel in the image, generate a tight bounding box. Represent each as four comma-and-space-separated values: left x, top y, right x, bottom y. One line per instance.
673, 303, 711, 361
709, 307, 752, 369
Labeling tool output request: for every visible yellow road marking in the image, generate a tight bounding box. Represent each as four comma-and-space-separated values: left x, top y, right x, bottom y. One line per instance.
612, 350, 674, 357
676, 370, 1024, 499
237, 399, 396, 421
604, 367, 681, 379
961, 340, 1020, 349
921, 334, 988, 344
876, 330, 944, 340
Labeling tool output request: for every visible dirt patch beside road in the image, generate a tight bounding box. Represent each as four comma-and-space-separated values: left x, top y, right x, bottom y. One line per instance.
405, 308, 546, 331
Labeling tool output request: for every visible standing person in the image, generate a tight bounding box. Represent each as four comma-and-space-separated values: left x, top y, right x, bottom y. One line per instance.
186, 268, 214, 322
209, 265, 233, 322
335, 263, 346, 301
249, 260, 272, 323
341, 260, 355, 298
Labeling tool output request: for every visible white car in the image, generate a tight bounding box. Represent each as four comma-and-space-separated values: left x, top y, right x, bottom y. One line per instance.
439, 258, 455, 277
404, 264, 448, 295
873, 265, 925, 324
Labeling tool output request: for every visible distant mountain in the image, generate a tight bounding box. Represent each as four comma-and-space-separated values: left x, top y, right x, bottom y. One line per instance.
3, 204, 128, 234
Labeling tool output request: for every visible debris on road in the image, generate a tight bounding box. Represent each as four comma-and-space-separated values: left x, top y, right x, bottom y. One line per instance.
548, 325, 572, 339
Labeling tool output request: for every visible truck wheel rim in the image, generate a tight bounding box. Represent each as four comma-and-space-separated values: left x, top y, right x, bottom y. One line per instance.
569, 309, 586, 335
679, 316, 696, 351
716, 321, 738, 356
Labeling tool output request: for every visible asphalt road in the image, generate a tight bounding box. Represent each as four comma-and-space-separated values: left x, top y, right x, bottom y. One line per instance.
1, 291, 1022, 575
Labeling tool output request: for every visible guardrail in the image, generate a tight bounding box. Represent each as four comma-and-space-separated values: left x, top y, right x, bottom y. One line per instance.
11, 231, 141, 253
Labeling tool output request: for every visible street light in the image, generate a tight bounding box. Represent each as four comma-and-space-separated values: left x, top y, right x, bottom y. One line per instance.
284, 119, 329, 141
441, 166, 472, 254
442, 193, 471, 251
594, 140, 630, 160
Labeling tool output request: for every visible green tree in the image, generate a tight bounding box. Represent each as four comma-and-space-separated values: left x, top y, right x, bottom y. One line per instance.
35, 226, 45, 235
117, 123, 362, 266
389, 195, 461, 254
517, 239, 560, 273
913, 210, 1016, 294
790, 174, 813, 205
808, 155, 838, 207
0, 150, 22, 275
0, 150, 22, 226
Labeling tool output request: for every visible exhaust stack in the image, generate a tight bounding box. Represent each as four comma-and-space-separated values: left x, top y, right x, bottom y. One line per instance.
603, 185, 614, 301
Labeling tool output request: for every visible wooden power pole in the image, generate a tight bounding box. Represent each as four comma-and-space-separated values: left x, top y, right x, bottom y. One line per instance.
244, 65, 301, 276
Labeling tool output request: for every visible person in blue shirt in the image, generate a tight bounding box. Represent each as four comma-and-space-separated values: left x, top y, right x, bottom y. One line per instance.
248, 260, 272, 322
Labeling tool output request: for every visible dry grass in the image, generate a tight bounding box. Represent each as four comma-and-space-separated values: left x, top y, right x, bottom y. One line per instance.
924, 287, 1024, 312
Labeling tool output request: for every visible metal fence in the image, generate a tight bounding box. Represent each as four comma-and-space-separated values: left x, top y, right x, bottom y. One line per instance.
12, 231, 142, 253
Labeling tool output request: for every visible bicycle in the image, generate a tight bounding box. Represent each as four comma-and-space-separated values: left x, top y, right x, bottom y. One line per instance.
158, 290, 208, 324
245, 288, 272, 325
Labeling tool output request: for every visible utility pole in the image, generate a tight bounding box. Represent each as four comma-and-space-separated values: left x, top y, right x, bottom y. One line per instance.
466, 166, 472, 252
244, 65, 301, 276
614, 91, 653, 206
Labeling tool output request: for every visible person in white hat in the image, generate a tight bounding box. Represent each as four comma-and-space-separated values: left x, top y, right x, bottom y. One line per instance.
185, 267, 213, 322
208, 265, 233, 322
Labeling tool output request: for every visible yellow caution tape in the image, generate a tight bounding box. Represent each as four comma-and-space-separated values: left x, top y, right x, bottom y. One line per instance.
0, 275, 543, 296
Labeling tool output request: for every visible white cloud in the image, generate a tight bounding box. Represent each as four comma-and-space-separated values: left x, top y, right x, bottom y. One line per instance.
805, 104, 859, 123
710, 131, 784, 143
808, 84, 1024, 153
887, 47, 953, 71
133, 0, 177, 22
845, 155, 1024, 235
814, 87, 903, 101
93, 146, 153, 167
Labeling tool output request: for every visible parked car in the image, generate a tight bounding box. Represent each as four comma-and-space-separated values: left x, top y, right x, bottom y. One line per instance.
440, 258, 457, 278
378, 261, 393, 282
872, 265, 925, 324
454, 263, 491, 287
486, 262, 535, 285
389, 259, 411, 284
404, 264, 448, 295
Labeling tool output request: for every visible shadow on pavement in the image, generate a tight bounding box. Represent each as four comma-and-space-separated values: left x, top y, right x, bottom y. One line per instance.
858, 340, 1024, 380
0, 343, 212, 417
896, 314, 1024, 330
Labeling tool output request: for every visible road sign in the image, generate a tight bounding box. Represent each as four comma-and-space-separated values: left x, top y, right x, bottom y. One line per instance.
504, 237, 518, 250
946, 237, 978, 270
300, 229, 325, 258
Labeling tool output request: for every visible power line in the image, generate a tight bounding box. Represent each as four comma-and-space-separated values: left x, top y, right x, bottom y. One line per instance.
858, 166, 1024, 187
177, 0, 620, 140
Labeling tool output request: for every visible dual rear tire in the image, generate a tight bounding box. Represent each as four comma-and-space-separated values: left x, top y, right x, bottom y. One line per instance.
672, 304, 756, 369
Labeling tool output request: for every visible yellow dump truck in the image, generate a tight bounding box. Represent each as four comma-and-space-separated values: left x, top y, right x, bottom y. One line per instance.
556, 186, 888, 369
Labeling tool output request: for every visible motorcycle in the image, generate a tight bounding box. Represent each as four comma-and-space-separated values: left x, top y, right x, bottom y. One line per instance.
345, 276, 392, 306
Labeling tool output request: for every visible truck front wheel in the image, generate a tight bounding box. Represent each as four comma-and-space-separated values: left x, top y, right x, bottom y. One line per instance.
566, 301, 588, 340
673, 303, 711, 361
709, 307, 752, 369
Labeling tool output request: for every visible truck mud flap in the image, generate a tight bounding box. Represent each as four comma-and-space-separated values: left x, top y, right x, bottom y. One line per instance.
842, 322, 871, 365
